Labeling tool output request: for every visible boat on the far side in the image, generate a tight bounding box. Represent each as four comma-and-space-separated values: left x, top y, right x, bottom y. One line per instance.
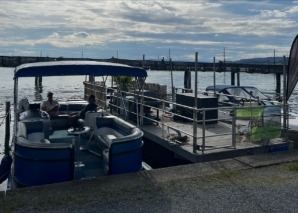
204, 84, 298, 131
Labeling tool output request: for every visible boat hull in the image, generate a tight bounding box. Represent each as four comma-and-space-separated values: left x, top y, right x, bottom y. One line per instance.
13, 137, 74, 187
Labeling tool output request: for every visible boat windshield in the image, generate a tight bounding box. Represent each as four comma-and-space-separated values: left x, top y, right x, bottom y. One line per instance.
225, 88, 251, 101
242, 87, 269, 100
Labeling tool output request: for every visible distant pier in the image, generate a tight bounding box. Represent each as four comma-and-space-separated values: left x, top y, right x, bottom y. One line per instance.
0, 55, 287, 74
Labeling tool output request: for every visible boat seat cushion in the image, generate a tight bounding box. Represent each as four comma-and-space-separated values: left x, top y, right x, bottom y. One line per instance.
26, 133, 51, 143
97, 128, 124, 148
27, 132, 44, 141
95, 116, 143, 148
18, 120, 51, 143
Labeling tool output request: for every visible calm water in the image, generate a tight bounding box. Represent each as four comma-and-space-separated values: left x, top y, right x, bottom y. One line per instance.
1, 67, 296, 108
1, 69, 298, 144
1, 67, 297, 133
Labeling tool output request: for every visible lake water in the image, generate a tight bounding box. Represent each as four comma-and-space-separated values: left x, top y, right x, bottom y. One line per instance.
1, 67, 298, 136
0, 66, 297, 190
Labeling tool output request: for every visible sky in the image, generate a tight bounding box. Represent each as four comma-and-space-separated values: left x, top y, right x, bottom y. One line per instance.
0, 0, 298, 62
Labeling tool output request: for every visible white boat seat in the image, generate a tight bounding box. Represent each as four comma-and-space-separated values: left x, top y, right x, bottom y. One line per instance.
96, 127, 124, 148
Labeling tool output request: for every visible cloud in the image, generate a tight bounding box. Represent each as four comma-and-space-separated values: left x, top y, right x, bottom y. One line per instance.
0, 0, 297, 61
73, 32, 90, 39
260, 10, 287, 18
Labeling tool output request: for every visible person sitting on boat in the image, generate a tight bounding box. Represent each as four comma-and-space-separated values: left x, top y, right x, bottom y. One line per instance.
70, 95, 98, 127
40, 91, 60, 117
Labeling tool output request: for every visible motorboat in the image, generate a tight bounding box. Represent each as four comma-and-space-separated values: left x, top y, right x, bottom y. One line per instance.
204, 85, 272, 106
10, 60, 149, 188
204, 85, 298, 130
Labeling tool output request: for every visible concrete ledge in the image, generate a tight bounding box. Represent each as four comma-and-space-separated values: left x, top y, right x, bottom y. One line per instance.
1, 149, 298, 212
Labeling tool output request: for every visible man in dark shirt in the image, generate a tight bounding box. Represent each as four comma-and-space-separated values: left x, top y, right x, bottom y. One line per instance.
78, 95, 98, 119
70, 95, 98, 127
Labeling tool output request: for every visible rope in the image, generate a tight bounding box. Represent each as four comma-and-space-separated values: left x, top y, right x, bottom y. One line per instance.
0, 108, 11, 126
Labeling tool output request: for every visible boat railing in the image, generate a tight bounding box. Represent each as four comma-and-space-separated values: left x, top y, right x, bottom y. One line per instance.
131, 92, 285, 153
84, 82, 288, 155
105, 90, 232, 153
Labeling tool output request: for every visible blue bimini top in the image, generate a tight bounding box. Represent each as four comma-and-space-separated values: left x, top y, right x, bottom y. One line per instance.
14, 60, 147, 78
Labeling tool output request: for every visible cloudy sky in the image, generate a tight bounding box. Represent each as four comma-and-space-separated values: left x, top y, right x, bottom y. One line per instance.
0, 0, 297, 62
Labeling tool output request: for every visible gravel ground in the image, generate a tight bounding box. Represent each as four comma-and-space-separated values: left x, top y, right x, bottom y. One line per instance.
1, 151, 298, 213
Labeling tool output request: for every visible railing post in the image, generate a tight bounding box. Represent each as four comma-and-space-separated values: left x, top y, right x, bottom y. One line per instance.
136, 95, 139, 127
202, 108, 206, 154
232, 106, 236, 149
161, 100, 165, 138
193, 107, 198, 153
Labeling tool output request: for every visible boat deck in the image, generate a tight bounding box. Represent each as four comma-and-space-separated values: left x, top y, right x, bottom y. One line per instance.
75, 144, 106, 180
48, 129, 105, 181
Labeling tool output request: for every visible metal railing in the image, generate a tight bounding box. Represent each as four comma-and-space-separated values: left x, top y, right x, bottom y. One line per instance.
84, 83, 288, 155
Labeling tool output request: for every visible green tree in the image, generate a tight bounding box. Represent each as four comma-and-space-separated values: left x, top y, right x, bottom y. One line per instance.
115, 76, 133, 91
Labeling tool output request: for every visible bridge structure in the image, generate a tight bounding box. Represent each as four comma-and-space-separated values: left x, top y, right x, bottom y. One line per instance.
0, 55, 286, 100
0, 55, 287, 74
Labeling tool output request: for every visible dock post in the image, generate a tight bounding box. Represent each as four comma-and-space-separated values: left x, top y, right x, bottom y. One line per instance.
5, 101, 10, 155
213, 57, 216, 97
237, 71, 240, 86
282, 56, 287, 134
161, 100, 165, 139
39, 77, 42, 86
184, 69, 191, 92
34, 77, 42, 87
193, 52, 198, 154
202, 108, 206, 154
231, 72, 235, 85
88, 75, 95, 83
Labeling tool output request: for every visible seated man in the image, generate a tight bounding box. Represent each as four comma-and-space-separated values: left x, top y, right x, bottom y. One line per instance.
41, 92, 60, 117
70, 95, 98, 127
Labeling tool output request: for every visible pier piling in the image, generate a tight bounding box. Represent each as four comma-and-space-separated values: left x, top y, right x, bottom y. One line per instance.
34, 77, 42, 87
237, 72, 240, 86
231, 72, 235, 85
275, 73, 281, 100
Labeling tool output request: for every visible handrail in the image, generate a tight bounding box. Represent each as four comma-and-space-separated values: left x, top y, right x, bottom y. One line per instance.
84, 83, 288, 155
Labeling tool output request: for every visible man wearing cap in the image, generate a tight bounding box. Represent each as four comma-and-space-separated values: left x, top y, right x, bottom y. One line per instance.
41, 92, 60, 117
